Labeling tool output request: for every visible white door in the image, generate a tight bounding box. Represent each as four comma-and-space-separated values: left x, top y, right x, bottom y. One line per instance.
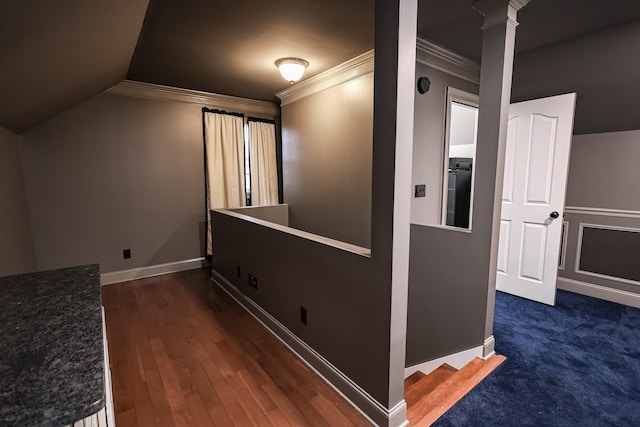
496, 93, 576, 305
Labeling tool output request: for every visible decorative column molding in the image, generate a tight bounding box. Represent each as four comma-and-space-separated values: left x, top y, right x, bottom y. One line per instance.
472, 0, 531, 29
469, 0, 531, 343
472, 0, 530, 14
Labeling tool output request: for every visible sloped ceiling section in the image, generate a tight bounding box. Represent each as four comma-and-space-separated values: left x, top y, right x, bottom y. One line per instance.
126, 0, 374, 103
0, 0, 149, 134
418, 0, 640, 134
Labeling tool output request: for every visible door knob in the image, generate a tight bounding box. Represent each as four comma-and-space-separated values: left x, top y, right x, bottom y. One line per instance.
550, 211, 560, 219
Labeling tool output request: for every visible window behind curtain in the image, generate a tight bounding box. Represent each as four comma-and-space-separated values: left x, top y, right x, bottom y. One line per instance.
203, 109, 245, 255
202, 112, 279, 255
247, 118, 278, 206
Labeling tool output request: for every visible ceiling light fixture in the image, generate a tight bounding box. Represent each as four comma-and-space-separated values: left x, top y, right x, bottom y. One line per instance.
275, 57, 309, 84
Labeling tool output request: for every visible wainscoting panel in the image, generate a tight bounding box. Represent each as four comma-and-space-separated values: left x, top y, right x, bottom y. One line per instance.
576, 224, 640, 284
557, 207, 640, 306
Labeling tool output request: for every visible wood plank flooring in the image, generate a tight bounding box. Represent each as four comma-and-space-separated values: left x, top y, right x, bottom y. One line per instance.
405, 356, 506, 426
101, 268, 371, 426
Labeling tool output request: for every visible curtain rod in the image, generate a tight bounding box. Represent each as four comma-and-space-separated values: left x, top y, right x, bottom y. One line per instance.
202, 107, 244, 118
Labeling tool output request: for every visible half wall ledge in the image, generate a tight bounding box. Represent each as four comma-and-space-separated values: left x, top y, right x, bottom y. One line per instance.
212, 206, 372, 257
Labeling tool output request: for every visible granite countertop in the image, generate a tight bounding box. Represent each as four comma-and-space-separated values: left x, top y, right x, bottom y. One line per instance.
0, 265, 105, 427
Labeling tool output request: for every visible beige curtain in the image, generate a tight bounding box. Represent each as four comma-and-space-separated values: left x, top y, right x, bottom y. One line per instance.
204, 112, 245, 254
248, 120, 279, 206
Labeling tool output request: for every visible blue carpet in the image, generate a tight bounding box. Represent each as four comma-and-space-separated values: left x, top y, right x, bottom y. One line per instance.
433, 290, 640, 426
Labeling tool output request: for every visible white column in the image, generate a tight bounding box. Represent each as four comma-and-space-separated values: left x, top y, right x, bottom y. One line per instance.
389, 0, 418, 420
471, 0, 531, 354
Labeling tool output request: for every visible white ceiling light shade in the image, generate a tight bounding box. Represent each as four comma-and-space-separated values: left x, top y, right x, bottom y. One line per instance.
275, 57, 309, 83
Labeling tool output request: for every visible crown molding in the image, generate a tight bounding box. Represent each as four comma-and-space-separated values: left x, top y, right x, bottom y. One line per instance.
472, 0, 531, 15
472, 0, 530, 30
276, 50, 374, 106
416, 37, 480, 85
110, 42, 476, 113
105, 80, 279, 118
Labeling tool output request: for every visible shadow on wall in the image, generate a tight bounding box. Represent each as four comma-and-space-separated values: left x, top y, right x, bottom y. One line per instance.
199, 220, 206, 256
147, 216, 206, 267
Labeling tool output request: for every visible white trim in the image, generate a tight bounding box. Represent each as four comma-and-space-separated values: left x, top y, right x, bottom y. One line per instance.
387, 0, 417, 419
211, 270, 407, 427
389, 404, 410, 427
564, 206, 640, 219
559, 220, 569, 270
416, 37, 480, 85
101, 308, 115, 427
214, 208, 371, 257
276, 50, 374, 106
576, 269, 640, 287
105, 80, 279, 117
412, 222, 473, 233
482, 335, 496, 359
440, 87, 479, 228
404, 344, 484, 378
557, 277, 640, 309
275, 38, 480, 106
100, 257, 209, 286
575, 223, 640, 287
473, 0, 531, 15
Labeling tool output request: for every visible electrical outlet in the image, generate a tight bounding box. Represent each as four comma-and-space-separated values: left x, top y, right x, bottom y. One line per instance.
300, 306, 307, 325
123, 249, 131, 259
248, 274, 258, 289
415, 184, 426, 198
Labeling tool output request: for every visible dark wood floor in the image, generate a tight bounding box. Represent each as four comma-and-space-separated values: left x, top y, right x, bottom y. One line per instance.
101, 268, 371, 426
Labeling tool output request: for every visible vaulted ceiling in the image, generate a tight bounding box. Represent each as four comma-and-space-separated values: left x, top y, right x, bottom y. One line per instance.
0, 0, 149, 134
1, 0, 640, 134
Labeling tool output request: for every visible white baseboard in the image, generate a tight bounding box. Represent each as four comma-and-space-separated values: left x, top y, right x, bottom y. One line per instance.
210, 269, 408, 427
100, 257, 209, 285
482, 335, 496, 360
557, 277, 640, 309
101, 308, 115, 426
405, 344, 485, 378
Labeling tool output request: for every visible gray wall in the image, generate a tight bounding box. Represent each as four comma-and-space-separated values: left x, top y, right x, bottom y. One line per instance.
228, 204, 289, 226
282, 73, 373, 248
579, 228, 640, 282
0, 127, 36, 276
211, 1, 415, 422
559, 130, 640, 296
407, 7, 521, 364
407, 223, 490, 365
512, 19, 640, 135
406, 64, 484, 366
411, 62, 478, 225
20, 93, 206, 273
211, 211, 387, 406
565, 130, 640, 210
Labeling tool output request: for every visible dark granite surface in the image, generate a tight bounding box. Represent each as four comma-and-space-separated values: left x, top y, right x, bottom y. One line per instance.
0, 265, 105, 427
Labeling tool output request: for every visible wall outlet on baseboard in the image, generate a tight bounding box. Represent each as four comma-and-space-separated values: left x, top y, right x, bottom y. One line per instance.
123, 249, 131, 259
248, 274, 258, 289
